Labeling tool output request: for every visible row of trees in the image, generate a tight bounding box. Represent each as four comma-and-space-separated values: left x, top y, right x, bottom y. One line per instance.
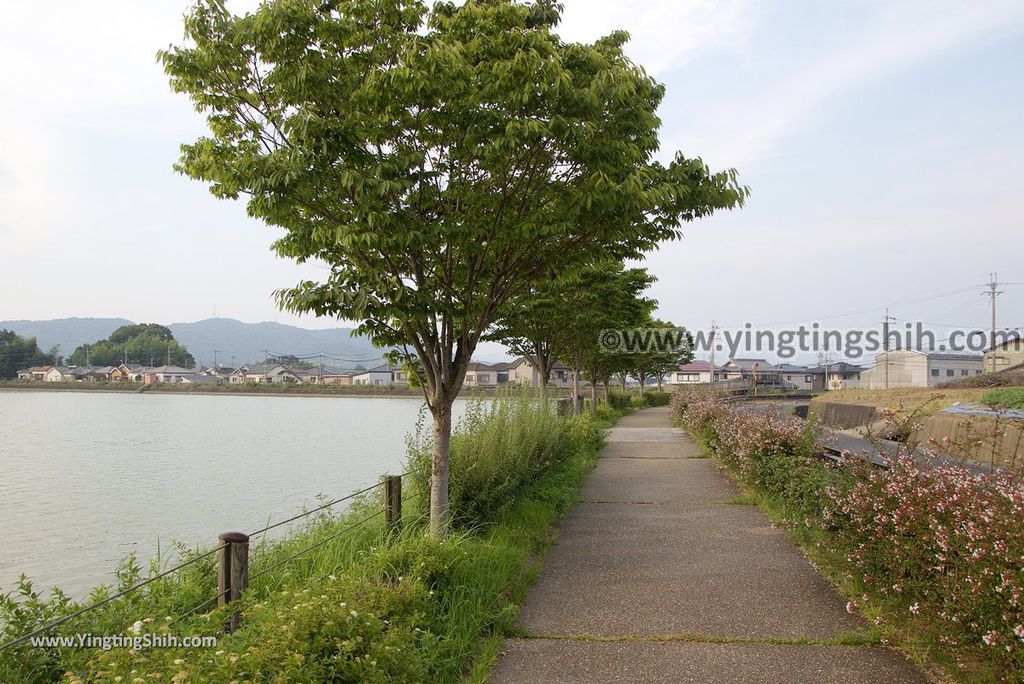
488, 261, 692, 412
0, 330, 57, 380
68, 324, 195, 367
162, 0, 747, 535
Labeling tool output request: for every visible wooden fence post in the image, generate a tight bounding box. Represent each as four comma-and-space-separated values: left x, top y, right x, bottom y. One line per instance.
385, 475, 402, 533
217, 531, 249, 632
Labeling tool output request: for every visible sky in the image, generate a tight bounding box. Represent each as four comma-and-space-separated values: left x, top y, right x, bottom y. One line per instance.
1, 0, 1022, 364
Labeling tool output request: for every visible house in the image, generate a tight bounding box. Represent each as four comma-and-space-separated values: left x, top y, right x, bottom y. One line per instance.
233, 364, 302, 384
228, 366, 251, 384
292, 369, 322, 384
806, 362, 863, 391
666, 361, 722, 385
142, 366, 196, 384
984, 335, 1024, 373
202, 366, 237, 381
505, 357, 575, 387
43, 366, 67, 382
720, 358, 784, 385
63, 366, 111, 383
353, 364, 401, 386
320, 372, 355, 386
860, 350, 984, 389
778, 364, 813, 390
108, 364, 148, 382
489, 362, 512, 385
18, 366, 51, 381
464, 362, 497, 387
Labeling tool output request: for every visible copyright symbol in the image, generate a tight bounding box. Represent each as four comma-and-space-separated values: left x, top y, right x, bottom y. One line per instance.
599, 330, 623, 352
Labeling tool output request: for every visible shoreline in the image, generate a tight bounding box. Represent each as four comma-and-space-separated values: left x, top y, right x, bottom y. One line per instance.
0, 382, 514, 400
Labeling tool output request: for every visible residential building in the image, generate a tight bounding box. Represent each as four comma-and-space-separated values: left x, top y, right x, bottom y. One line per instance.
806, 362, 863, 390
505, 357, 574, 387
666, 360, 722, 385
142, 366, 196, 384
19, 366, 51, 381
108, 364, 148, 382
984, 335, 1024, 373
353, 364, 401, 386
464, 362, 497, 387
42, 366, 67, 382
778, 364, 813, 390
230, 364, 302, 384
720, 358, 784, 385
860, 350, 984, 389
489, 362, 512, 385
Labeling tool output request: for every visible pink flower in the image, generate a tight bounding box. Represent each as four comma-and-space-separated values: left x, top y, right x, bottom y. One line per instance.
983, 631, 999, 647
909, 603, 920, 615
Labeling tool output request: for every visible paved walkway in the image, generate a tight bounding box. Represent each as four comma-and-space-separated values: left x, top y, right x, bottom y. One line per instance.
489, 407, 929, 683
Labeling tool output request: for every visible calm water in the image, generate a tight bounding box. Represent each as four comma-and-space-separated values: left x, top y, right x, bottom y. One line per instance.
0, 391, 464, 597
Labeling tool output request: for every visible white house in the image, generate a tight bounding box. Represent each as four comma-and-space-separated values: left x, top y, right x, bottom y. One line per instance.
143, 366, 196, 384
665, 360, 722, 385
860, 350, 984, 389
353, 364, 400, 386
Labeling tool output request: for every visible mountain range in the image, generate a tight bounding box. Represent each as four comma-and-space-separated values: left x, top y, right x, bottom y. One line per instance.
0, 318, 385, 369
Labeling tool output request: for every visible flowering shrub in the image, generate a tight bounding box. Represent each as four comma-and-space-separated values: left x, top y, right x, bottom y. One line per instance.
673, 385, 1024, 678
826, 457, 1024, 672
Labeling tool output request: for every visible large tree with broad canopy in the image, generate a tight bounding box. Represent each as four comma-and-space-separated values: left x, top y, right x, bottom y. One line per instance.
160, 0, 747, 535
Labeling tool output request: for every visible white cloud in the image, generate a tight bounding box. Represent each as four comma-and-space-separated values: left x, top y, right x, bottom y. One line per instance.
557, 0, 752, 75
675, 0, 1024, 168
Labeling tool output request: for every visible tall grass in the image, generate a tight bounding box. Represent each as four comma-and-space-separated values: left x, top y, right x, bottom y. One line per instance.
406, 391, 574, 528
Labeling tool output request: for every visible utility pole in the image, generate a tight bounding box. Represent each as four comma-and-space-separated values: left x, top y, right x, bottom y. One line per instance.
818, 350, 834, 391
167, 344, 171, 366
985, 273, 1003, 374
213, 350, 219, 370
708, 320, 717, 385
882, 308, 896, 390
85, 345, 90, 367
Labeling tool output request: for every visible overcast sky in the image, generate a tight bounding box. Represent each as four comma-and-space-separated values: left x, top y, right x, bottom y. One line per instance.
1, 1, 1022, 363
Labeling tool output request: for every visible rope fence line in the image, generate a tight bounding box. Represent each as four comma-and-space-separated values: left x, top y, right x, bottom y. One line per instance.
1, 472, 409, 649
170, 588, 230, 627
249, 509, 386, 583
248, 476, 401, 540
0, 544, 225, 652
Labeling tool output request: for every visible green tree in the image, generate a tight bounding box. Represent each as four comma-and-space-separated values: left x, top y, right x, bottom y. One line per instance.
558, 264, 656, 414
161, 0, 746, 534
69, 325, 195, 367
624, 317, 693, 394
0, 330, 56, 379
487, 277, 575, 401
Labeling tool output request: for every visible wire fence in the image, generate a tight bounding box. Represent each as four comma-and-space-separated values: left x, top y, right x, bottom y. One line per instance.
0, 471, 409, 651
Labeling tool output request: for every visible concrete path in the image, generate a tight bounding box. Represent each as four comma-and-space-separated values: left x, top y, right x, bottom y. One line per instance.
489, 407, 928, 683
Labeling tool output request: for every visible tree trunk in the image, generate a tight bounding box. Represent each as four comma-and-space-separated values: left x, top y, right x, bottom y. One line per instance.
429, 400, 453, 537
590, 381, 598, 414
638, 374, 646, 396
572, 368, 581, 416
619, 373, 627, 392
603, 382, 610, 404
657, 374, 663, 392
